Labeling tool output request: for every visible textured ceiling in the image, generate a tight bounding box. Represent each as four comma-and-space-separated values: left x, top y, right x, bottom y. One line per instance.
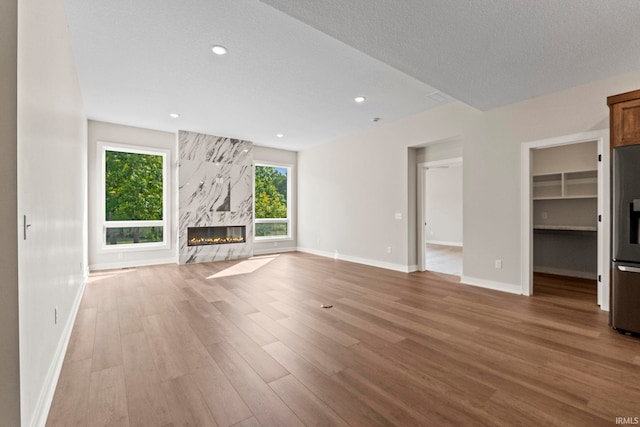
64, 0, 640, 151
260, 0, 640, 111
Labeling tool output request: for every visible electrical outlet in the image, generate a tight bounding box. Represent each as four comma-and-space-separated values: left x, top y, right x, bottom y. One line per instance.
495, 259, 502, 269
387, 246, 392, 254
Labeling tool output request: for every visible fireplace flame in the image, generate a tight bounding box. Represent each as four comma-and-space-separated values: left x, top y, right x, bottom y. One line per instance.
188, 236, 245, 246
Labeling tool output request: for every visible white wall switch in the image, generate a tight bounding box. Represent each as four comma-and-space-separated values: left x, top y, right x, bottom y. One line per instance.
394, 212, 403, 220
495, 259, 502, 269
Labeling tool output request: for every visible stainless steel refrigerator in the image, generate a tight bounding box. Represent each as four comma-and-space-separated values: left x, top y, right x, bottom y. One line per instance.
611, 144, 640, 334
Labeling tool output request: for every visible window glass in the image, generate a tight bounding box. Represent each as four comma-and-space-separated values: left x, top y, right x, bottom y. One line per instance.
255, 165, 290, 239
103, 147, 167, 247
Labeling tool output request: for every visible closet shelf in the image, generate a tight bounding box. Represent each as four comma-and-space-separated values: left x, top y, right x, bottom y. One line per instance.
533, 225, 597, 232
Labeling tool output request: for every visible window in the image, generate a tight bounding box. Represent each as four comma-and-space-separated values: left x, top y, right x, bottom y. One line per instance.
101, 144, 168, 248
254, 163, 291, 239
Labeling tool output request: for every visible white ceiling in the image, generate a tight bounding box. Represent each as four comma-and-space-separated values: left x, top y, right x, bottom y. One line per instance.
64, 0, 640, 151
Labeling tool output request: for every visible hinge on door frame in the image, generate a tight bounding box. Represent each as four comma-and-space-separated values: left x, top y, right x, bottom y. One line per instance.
598, 214, 602, 222
598, 154, 602, 162
598, 274, 602, 282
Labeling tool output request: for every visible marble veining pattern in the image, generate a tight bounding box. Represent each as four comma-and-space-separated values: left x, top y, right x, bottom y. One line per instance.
178, 130, 254, 264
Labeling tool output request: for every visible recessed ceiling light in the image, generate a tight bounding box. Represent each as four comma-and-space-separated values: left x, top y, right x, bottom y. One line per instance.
211, 45, 227, 55
276, 133, 284, 138
354, 96, 366, 103
169, 113, 180, 118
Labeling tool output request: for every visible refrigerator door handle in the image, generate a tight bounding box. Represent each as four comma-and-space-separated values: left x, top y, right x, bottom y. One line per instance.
617, 265, 640, 274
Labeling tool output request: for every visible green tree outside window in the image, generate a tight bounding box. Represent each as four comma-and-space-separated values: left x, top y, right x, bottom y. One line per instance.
105, 150, 164, 244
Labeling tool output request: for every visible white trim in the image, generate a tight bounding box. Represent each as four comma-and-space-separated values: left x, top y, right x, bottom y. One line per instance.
417, 164, 425, 271
598, 139, 611, 311
99, 141, 171, 251
520, 129, 609, 308
425, 240, 463, 247
89, 257, 177, 271
254, 162, 294, 241
297, 247, 414, 273
30, 277, 87, 427
417, 156, 463, 271
533, 266, 597, 281
460, 276, 522, 294
252, 247, 298, 256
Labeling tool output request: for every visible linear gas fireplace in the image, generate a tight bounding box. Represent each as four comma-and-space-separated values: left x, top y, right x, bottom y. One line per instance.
188, 226, 246, 246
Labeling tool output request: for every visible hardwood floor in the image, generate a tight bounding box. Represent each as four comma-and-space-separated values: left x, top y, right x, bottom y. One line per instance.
47, 252, 640, 426
425, 244, 462, 276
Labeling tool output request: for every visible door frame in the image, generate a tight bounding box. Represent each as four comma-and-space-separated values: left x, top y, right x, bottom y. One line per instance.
417, 157, 463, 272
520, 129, 610, 310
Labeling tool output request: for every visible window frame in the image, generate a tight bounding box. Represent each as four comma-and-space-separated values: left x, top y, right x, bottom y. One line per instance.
254, 161, 293, 242
99, 141, 170, 251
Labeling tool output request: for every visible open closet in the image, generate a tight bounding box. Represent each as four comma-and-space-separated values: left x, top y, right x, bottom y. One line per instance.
532, 141, 598, 282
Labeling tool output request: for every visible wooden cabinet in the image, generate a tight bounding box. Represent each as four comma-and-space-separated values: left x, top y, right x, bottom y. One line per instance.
608, 89, 640, 148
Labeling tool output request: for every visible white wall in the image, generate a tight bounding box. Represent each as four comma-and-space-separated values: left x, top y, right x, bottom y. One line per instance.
416, 139, 463, 163
88, 120, 178, 270
17, 0, 87, 425
425, 166, 463, 246
298, 68, 640, 292
0, 0, 20, 425
253, 145, 298, 254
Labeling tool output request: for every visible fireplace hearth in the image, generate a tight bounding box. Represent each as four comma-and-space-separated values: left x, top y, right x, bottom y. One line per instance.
188, 226, 246, 246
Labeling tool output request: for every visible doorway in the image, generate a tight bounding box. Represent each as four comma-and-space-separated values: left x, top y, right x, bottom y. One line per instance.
418, 157, 463, 275
520, 130, 610, 310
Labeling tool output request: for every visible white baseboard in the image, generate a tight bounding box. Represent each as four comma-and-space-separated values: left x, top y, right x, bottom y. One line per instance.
30, 275, 87, 427
533, 266, 597, 280
89, 257, 177, 271
297, 247, 413, 273
425, 240, 463, 247
460, 275, 522, 295
252, 247, 297, 256
408, 264, 418, 273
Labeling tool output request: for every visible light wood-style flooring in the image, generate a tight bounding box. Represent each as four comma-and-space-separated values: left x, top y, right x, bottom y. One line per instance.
425, 244, 462, 276
47, 252, 640, 426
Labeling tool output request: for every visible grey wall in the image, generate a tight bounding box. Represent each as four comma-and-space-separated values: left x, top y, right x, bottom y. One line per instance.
0, 0, 20, 425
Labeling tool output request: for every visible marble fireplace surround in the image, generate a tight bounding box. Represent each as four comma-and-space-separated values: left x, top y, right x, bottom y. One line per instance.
178, 130, 254, 264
